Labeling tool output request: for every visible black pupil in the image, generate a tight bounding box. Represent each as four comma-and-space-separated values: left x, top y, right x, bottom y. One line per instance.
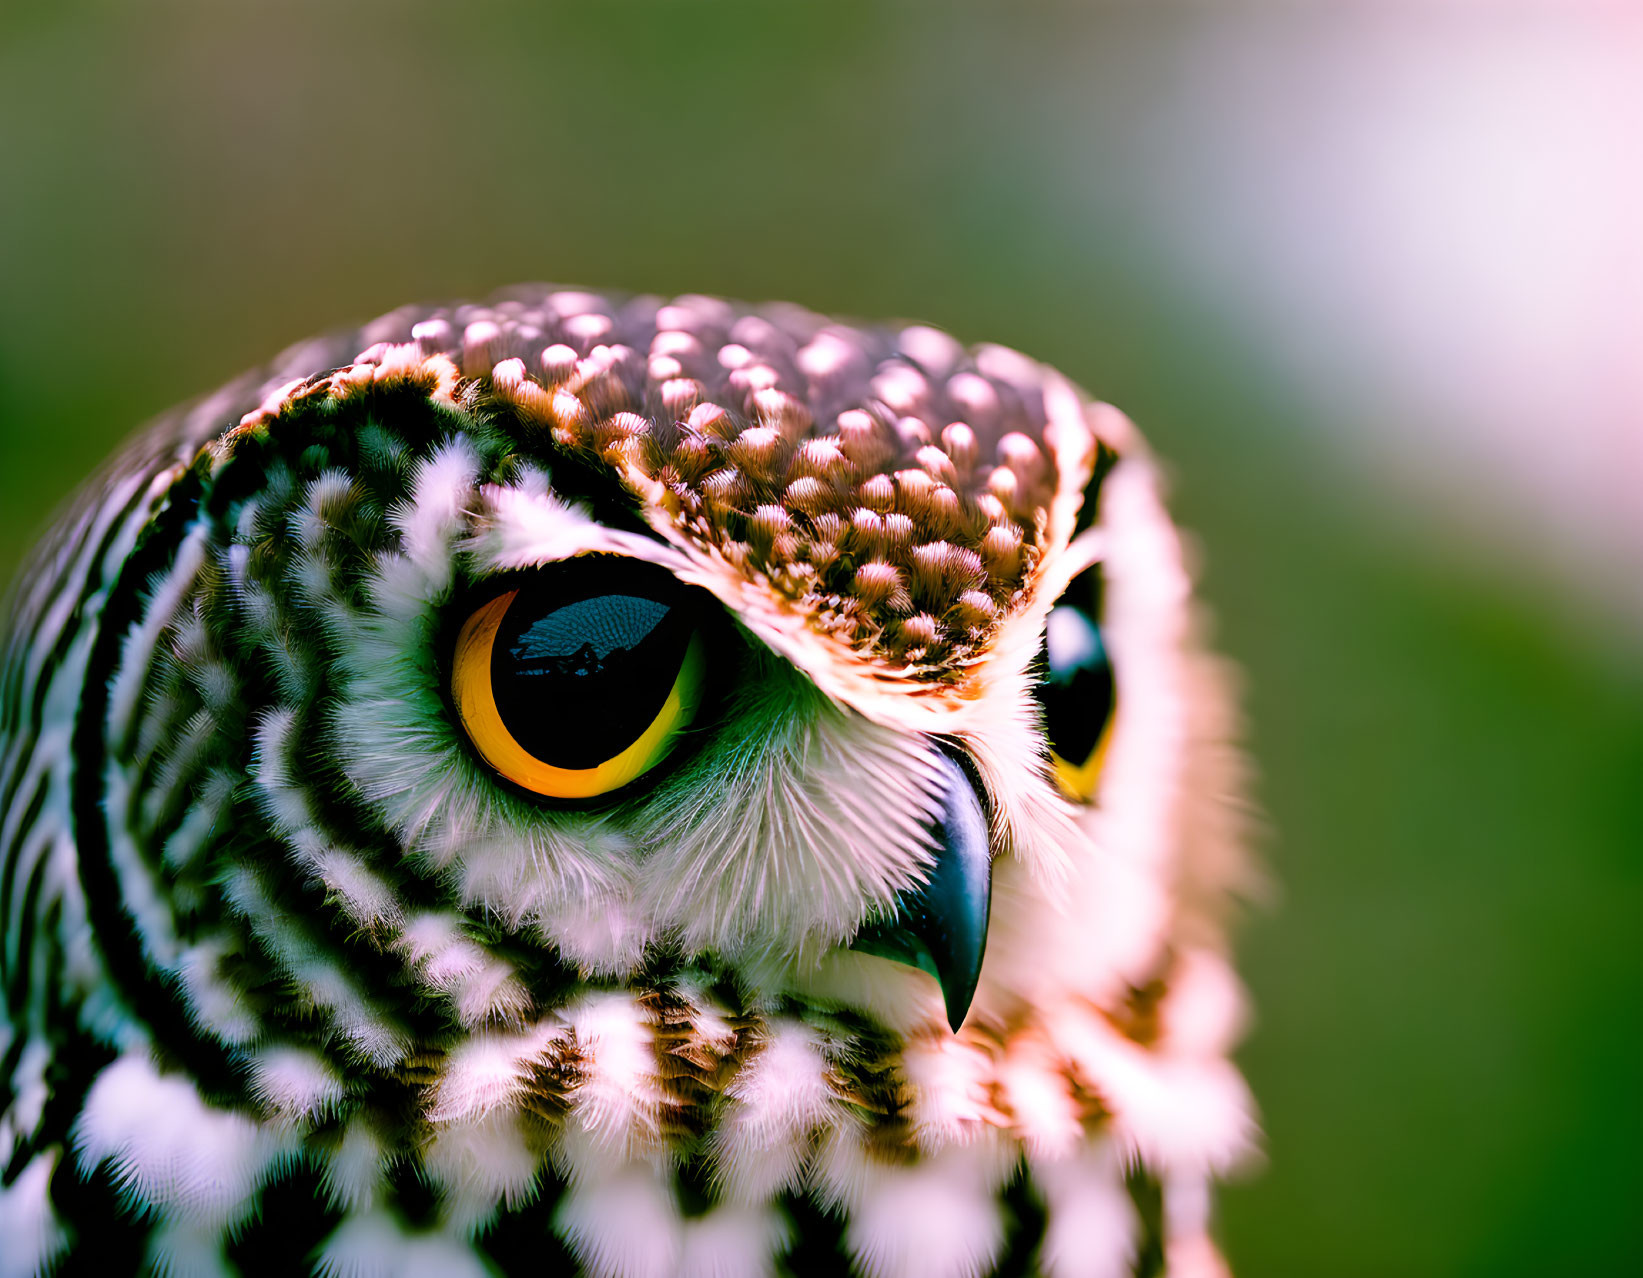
1036, 568, 1114, 765
488, 560, 695, 770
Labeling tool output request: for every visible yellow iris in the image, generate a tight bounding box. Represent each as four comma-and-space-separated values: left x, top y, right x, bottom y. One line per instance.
1052, 712, 1116, 802
451, 590, 706, 799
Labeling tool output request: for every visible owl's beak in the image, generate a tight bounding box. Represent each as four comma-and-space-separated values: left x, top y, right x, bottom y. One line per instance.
850, 747, 993, 1033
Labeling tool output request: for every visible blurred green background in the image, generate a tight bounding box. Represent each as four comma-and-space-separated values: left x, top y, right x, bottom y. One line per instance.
2, 3, 1638, 1274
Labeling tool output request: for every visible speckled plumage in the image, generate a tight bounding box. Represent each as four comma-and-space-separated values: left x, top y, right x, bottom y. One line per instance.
0, 287, 1254, 1278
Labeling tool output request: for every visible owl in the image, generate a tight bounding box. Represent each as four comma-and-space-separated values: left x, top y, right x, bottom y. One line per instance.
0, 288, 1254, 1278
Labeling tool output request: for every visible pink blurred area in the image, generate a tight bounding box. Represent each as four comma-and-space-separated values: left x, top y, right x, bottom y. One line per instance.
1130, 4, 1643, 642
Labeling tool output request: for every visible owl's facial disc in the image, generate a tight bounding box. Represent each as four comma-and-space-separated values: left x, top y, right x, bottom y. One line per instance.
850, 747, 993, 1032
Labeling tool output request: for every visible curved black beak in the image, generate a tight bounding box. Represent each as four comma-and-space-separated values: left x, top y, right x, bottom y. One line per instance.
850, 746, 993, 1032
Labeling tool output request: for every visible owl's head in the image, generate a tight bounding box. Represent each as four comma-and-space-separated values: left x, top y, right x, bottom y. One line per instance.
40, 288, 1252, 1275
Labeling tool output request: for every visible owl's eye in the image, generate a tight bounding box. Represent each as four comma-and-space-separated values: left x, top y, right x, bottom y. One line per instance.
449, 557, 709, 800
1036, 567, 1116, 800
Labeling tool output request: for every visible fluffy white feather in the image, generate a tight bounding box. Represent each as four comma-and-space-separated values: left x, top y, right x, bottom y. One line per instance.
250, 707, 318, 836
392, 438, 481, 591
556, 992, 665, 1179
899, 1035, 1000, 1153
144, 1221, 230, 1278
833, 1142, 1014, 1278
161, 770, 236, 872
247, 1046, 345, 1128
73, 1054, 290, 1232
422, 1109, 541, 1233
315, 1209, 494, 1278
320, 1117, 390, 1214
427, 1021, 564, 1125
102, 761, 183, 969
679, 1201, 790, 1278
106, 525, 208, 744
5, 1039, 50, 1153
994, 1033, 1083, 1162
0, 1152, 66, 1278
555, 1160, 681, 1278
395, 913, 531, 1027
175, 937, 260, 1045
1033, 1140, 1138, 1278
219, 867, 409, 1068
711, 1018, 842, 1206
1045, 1006, 1255, 1176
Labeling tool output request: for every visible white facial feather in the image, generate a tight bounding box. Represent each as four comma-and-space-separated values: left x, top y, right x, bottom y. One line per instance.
630, 689, 945, 962
393, 438, 482, 591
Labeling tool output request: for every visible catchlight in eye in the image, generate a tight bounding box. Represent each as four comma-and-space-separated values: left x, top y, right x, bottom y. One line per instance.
449, 557, 709, 800
1035, 566, 1116, 800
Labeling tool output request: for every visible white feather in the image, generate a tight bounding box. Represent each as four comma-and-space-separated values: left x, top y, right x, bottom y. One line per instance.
422, 1109, 541, 1233
101, 762, 182, 969
554, 1160, 680, 1278
679, 1201, 791, 1278
1032, 1140, 1137, 1278
557, 992, 664, 1178
250, 707, 317, 836
220, 867, 408, 1068
995, 1034, 1082, 1161
73, 1054, 290, 1232
465, 482, 657, 571
1046, 1007, 1255, 1176
396, 913, 532, 1026
320, 1116, 389, 1214
0, 1152, 66, 1278
1163, 1232, 1235, 1278
1157, 949, 1249, 1060
247, 1045, 345, 1127
6, 1039, 50, 1151
835, 1141, 1014, 1278
161, 770, 235, 872
393, 438, 481, 590
106, 524, 208, 744
175, 937, 259, 1045
899, 1036, 1000, 1154
315, 1209, 494, 1278
427, 1021, 564, 1125
144, 1221, 230, 1278
631, 689, 945, 965
526, 871, 651, 979
711, 1018, 841, 1206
